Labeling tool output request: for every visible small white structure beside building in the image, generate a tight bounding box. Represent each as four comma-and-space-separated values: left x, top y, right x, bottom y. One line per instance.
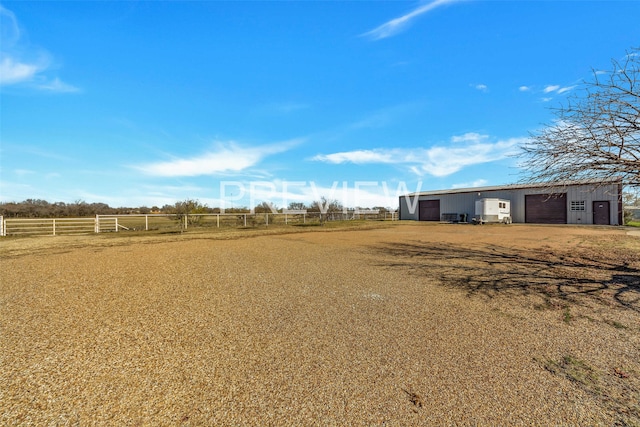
473, 198, 511, 224
399, 179, 623, 225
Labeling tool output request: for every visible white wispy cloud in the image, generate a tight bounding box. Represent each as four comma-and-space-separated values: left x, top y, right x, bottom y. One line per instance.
347, 102, 424, 131
0, 6, 42, 85
362, 0, 462, 40
451, 179, 488, 189
542, 84, 576, 95
0, 180, 39, 203
312, 149, 397, 165
410, 136, 523, 177
473, 84, 488, 92
14, 169, 36, 177
222, 179, 416, 210
0, 57, 40, 84
0, 5, 78, 92
308, 102, 424, 146
520, 83, 577, 101
349, 113, 394, 130
556, 85, 576, 94
450, 132, 485, 143
3, 144, 74, 162
294, 181, 405, 209
0, 5, 20, 43
312, 133, 526, 177
136, 139, 301, 177
35, 77, 81, 93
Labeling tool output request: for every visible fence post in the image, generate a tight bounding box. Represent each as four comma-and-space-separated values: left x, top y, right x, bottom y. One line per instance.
217, 214, 220, 228
244, 214, 247, 227
145, 215, 149, 231
115, 217, 119, 232
0, 215, 4, 237
52, 219, 56, 236
184, 215, 188, 230
95, 215, 99, 233
265, 213, 269, 226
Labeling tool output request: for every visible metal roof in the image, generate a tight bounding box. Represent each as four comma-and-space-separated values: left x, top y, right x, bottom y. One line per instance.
405, 178, 622, 197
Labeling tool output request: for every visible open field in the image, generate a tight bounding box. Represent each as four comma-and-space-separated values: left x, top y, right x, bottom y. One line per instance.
1, 223, 639, 425
0, 213, 393, 237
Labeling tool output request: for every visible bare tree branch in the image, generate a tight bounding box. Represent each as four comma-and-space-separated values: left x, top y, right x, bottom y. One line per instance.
519, 48, 640, 189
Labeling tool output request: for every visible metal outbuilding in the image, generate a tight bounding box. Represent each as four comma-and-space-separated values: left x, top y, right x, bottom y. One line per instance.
399, 179, 623, 225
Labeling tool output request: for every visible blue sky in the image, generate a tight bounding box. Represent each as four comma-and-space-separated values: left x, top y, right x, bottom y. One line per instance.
1, 0, 638, 209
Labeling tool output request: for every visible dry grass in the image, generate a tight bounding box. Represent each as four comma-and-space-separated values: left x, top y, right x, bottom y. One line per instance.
1, 223, 639, 425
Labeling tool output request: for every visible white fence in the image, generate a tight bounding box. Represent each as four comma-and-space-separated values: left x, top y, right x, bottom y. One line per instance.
1, 217, 98, 236
0, 211, 397, 237
94, 213, 309, 232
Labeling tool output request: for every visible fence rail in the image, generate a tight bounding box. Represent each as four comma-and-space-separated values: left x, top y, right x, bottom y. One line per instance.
0, 211, 397, 237
1, 217, 97, 236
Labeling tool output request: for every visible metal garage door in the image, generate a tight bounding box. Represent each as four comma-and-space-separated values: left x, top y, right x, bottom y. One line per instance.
525, 194, 567, 224
419, 200, 440, 221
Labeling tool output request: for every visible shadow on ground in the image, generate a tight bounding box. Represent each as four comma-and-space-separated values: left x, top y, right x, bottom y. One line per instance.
373, 240, 640, 424
373, 241, 640, 313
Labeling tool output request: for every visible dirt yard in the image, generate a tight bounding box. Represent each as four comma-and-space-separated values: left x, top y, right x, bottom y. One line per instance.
1, 223, 639, 425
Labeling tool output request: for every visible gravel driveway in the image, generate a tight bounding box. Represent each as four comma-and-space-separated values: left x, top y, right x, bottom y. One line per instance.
1, 223, 639, 425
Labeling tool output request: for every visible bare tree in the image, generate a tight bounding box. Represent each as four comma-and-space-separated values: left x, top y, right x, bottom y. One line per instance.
254, 201, 278, 214
520, 48, 640, 189
624, 189, 640, 206
173, 199, 208, 228
308, 196, 344, 224
287, 202, 307, 211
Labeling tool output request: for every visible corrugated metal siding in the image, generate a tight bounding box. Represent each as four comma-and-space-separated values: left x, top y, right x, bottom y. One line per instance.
438, 193, 477, 219
435, 190, 521, 222
399, 196, 419, 220
399, 182, 621, 224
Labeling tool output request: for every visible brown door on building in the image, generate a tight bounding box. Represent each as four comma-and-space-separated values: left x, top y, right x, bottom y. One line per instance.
419, 200, 440, 221
593, 201, 610, 225
525, 194, 567, 224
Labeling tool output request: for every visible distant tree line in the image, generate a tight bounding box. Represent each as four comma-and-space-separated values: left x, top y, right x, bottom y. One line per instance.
0, 199, 215, 218
0, 198, 393, 218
